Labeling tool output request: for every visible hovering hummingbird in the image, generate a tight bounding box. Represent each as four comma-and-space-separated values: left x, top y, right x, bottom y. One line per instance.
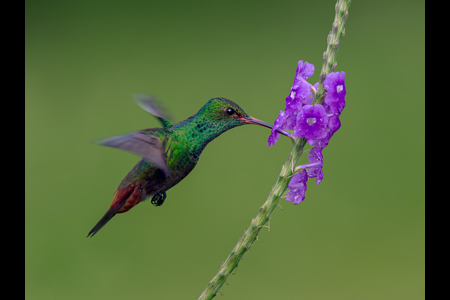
87, 95, 281, 237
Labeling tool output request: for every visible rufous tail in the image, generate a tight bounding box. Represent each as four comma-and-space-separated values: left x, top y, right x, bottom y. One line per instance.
87, 185, 142, 237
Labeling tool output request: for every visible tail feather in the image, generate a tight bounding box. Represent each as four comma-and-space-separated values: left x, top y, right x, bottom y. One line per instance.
87, 185, 139, 237
87, 204, 123, 238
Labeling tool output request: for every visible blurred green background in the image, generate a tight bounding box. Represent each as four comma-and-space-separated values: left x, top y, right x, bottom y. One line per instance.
25, 0, 424, 299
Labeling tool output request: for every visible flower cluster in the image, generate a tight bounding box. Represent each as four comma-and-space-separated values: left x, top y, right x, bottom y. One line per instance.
268, 60, 346, 204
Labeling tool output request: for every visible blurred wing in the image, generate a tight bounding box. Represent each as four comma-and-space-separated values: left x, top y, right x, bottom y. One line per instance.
132, 94, 174, 129
96, 132, 169, 176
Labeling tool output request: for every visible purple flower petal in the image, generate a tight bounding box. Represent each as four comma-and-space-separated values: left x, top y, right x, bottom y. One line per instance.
308, 115, 341, 147
283, 61, 316, 130
286, 169, 308, 204
328, 116, 341, 135
294, 61, 315, 85
324, 71, 346, 116
284, 93, 302, 130
293, 104, 328, 143
303, 82, 318, 106
268, 110, 286, 147
306, 147, 324, 185
308, 132, 330, 148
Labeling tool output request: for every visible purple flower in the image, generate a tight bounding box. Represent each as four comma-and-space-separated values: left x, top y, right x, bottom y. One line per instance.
308, 136, 329, 149
292, 61, 315, 101
268, 60, 322, 148
308, 115, 341, 148
303, 82, 318, 106
267, 59, 347, 205
328, 115, 341, 135
306, 147, 324, 185
324, 71, 346, 116
294, 60, 315, 84
267, 110, 286, 147
293, 104, 328, 144
282, 61, 315, 130
286, 169, 308, 204
268, 62, 346, 149
295, 147, 324, 185
284, 93, 302, 130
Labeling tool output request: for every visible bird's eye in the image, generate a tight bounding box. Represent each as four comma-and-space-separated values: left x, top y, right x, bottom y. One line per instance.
225, 107, 235, 116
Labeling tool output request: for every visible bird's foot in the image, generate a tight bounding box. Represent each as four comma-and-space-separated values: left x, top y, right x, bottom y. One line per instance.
151, 192, 167, 207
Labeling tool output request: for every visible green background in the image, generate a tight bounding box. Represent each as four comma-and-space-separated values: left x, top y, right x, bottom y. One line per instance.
25, 0, 425, 299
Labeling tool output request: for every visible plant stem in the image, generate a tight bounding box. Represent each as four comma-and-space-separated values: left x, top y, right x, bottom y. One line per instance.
198, 1, 350, 299
312, 0, 351, 105
197, 138, 305, 300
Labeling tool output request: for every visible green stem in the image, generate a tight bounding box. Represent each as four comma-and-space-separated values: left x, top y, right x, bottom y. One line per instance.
312, 0, 351, 105
198, 1, 350, 299
197, 138, 305, 300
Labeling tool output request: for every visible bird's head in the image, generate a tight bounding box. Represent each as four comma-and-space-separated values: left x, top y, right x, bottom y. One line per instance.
197, 97, 273, 131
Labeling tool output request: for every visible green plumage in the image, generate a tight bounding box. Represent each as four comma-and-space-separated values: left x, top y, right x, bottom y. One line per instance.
88, 96, 274, 237
119, 98, 248, 189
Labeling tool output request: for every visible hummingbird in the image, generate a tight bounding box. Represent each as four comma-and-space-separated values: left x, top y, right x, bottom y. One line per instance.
87, 95, 281, 237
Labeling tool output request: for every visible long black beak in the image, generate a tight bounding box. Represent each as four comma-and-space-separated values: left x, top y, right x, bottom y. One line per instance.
241, 115, 294, 140
241, 116, 273, 129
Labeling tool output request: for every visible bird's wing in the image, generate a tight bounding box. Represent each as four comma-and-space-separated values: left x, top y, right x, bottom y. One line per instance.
132, 94, 174, 129
95, 131, 169, 176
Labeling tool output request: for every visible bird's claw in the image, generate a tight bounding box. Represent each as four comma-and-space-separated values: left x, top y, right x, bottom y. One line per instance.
151, 192, 167, 207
